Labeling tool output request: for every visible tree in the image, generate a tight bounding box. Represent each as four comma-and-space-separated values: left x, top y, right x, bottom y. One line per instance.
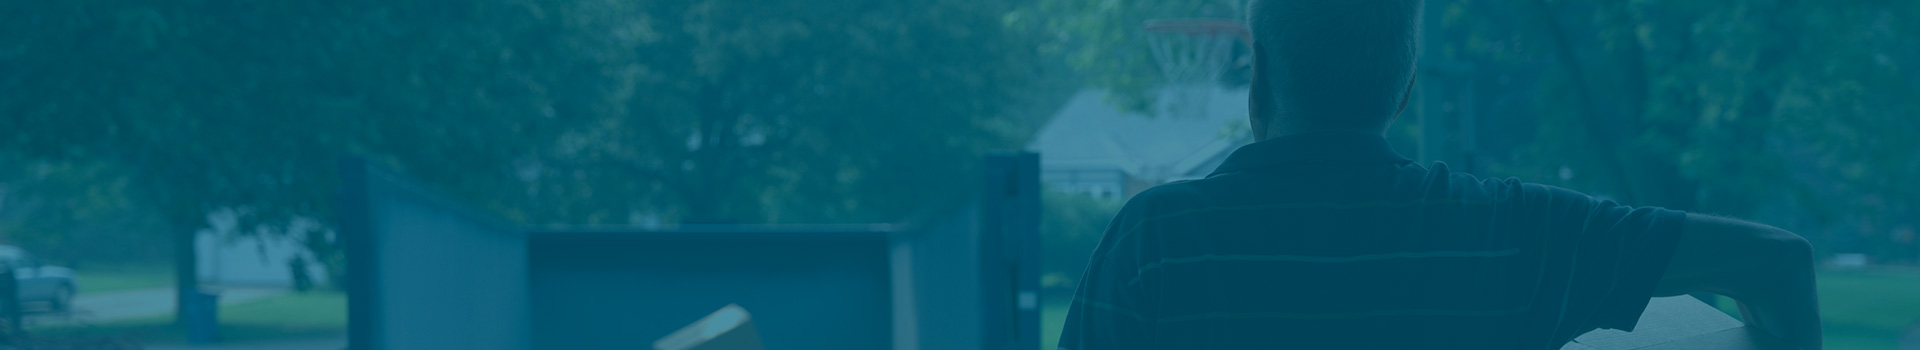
537, 0, 1047, 224
1040, 189, 1121, 296
2, 0, 589, 321
1453, 0, 1920, 258
0, 155, 167, 265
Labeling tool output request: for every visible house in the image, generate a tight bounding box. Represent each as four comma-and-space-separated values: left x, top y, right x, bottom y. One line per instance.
1027, 86, 1253, 201
194, 209, 329, 288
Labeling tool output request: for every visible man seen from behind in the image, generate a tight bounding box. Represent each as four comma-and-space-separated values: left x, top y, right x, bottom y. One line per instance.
1057, 0, 1823, 348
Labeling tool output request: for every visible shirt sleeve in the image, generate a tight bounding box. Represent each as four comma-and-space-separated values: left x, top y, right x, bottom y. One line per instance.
1056, 212, 1157, 350
1520, 184, 1687, 335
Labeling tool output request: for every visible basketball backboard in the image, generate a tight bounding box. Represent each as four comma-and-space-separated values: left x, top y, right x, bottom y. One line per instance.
1144, 18, 1252, 119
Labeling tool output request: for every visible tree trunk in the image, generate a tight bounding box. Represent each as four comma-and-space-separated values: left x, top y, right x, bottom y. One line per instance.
173, 220, 199, 325
1528, 0, 1635, 196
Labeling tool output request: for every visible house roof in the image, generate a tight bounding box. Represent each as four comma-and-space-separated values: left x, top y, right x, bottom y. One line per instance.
1026, 86, 1252, 181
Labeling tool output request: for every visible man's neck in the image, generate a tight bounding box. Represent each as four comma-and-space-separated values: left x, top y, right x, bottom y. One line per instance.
1257, 123, 1387, 142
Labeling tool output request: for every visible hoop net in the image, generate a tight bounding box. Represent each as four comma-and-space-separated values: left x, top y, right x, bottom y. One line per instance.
1144, 18, 1251, 118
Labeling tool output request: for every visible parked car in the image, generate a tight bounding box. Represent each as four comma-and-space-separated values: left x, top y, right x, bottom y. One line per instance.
0, 245, 75, 311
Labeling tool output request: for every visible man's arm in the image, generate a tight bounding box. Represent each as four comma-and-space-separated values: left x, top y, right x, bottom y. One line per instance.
1654, 214, 1822, 350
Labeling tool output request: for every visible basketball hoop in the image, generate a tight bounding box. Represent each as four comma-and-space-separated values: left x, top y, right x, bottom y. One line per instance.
1143, 18, 1253, 48
1143, 18, 1252, 118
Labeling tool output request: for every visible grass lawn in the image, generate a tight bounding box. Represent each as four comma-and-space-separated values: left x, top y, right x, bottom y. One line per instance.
30, 290, 346, 344
1042, 296, 1070, 350
74, 263, 174, 294
1041, 268, 1920, 350
1714, 268, 1920, 350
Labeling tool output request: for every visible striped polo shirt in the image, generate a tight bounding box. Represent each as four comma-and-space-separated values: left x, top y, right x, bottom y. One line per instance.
1058, 131, 1686, 349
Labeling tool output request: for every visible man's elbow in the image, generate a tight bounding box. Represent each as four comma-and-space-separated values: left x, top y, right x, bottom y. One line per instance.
1757, 226, 1814, 269
1730, 225, 1816, 298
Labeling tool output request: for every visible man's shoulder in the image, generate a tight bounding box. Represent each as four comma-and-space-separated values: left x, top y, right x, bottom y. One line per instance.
1095, 181, 1212, 257
1113, 163, 1602, 216
1424, 162, 1674, 217
1419, 161, 1523, 190
1117, 179, 1211, 214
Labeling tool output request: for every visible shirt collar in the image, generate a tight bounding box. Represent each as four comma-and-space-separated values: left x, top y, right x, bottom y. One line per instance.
1209, 130, 1413, 177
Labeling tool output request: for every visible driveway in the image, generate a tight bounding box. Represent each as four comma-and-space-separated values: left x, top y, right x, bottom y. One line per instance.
22, 286, 287, 328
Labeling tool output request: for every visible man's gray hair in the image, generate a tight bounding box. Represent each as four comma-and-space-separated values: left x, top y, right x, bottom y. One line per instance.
1248, 0, 1422, 127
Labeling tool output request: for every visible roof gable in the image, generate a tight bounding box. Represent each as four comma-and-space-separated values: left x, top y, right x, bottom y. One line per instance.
1027, 86, 1252, 180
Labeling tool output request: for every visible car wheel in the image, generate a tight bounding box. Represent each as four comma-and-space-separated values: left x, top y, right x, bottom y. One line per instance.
50, 285, 73, 312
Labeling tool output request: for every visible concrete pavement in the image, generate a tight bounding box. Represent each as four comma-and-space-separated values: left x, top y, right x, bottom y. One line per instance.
1902, 323, 1920, 350
145, 336, 345, 350
22, 286, 287, 328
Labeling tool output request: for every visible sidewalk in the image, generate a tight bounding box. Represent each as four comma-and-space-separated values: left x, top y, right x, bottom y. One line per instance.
23, 287, 287, 328
1902, 323, 1920, 350
144, 336, 344, 350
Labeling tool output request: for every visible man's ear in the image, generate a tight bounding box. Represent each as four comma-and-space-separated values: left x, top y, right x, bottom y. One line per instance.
1393, 72, 1417, 122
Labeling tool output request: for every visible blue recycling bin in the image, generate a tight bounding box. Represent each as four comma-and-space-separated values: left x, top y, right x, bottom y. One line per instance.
185, 289, 220, 344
